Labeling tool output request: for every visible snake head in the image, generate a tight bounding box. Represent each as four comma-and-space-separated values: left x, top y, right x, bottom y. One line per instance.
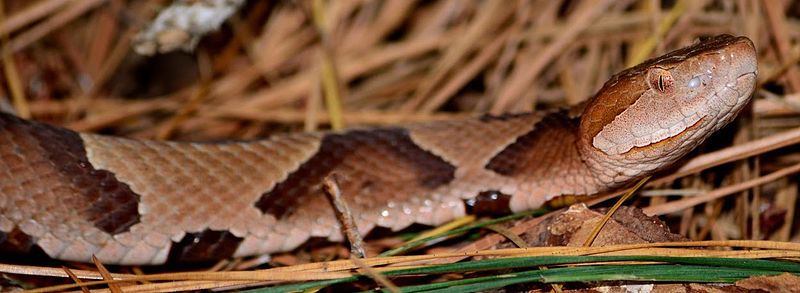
578, 35, 757, 185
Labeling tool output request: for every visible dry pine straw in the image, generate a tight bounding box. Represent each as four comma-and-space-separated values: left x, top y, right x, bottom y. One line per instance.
1, 0, 800, 290
5, 241, 800, 292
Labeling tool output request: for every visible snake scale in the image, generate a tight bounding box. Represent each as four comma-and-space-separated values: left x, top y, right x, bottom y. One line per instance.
0, 35, 757, 265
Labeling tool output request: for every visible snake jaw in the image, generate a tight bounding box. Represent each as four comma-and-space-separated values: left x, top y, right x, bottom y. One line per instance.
579, 35, 757, 186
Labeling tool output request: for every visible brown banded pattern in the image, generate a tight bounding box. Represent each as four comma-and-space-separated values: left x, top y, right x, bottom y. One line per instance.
0, 227, 36, 254
0, 35, 758, 264
255, 128, 457, 220
167, 229, 244, 263
0, 112, 143, 262
0, 113, 142, 235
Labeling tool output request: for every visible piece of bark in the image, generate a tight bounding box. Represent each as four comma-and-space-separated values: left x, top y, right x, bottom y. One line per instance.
736, 272, 800, 293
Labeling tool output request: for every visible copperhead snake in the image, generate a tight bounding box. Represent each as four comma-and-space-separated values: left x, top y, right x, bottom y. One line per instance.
0, 35, 757, 265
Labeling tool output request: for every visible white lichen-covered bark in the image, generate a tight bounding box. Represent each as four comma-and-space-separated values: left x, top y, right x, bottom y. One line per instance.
133, 0, 246, 55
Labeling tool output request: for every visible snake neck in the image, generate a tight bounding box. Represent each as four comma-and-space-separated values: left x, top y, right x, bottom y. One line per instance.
487, 110, 610, 209
546, 113, 609, 198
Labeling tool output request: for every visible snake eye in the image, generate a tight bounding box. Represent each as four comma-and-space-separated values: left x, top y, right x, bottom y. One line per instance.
647, 67, 674, 94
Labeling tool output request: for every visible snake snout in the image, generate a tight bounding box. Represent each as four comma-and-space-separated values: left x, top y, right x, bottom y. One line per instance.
725, 36, 758, 84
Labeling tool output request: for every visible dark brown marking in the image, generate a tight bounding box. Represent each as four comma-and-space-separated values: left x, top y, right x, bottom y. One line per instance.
485, 112, 579, 176
255, 128, 456, 219
464, 190, 512, 216
0, 113, 140, 234
167, 229, 243, 262
0, 227, 35, 253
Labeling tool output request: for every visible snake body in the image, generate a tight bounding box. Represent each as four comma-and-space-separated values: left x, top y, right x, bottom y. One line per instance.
0, 35, 757, 265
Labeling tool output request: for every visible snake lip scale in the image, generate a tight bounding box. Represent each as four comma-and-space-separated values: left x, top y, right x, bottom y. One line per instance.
0, 35, 757, 265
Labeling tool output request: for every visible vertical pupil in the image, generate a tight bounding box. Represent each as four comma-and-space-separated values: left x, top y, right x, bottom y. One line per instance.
658, 75, 664, 91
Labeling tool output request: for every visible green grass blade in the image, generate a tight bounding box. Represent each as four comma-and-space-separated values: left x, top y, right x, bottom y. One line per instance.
244, 256, 800, 292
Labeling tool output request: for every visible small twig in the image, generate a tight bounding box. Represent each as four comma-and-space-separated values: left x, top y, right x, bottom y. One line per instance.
583, 176, 651, 247
91, 255, 121, 293
322, 174, 398, 291
350, 256, 400, 293
61, 266, 90, 293
322, 174, 366, 258
485, 224, 528, 248
644, 162, 800, 216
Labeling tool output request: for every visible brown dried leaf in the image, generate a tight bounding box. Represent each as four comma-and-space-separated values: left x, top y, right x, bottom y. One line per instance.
735, 272, 800, 293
